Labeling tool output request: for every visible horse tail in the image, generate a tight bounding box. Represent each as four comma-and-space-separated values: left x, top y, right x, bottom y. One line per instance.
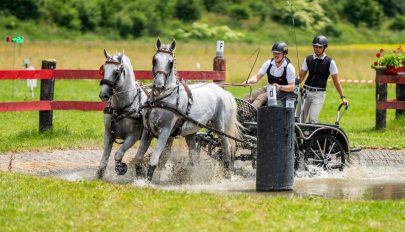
227, 94, 243, 155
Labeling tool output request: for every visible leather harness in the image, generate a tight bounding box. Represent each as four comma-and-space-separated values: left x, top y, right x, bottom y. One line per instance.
144, 48, 194, 138
101, 59, 145, 143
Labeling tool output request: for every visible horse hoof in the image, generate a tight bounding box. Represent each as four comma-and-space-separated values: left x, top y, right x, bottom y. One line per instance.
147, 165, 157, 181
115, 162, 128, 175
135, 165, 145, 177
96, 169, 105, 179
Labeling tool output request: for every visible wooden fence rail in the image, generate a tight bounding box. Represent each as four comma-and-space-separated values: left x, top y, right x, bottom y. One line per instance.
0, 53, 226, 132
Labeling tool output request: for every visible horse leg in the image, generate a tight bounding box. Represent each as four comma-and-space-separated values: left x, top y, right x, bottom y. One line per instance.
97, 131, 114, 179
133, 130, 153, 177
147, 128, 171, 181
158, 136, 174, 170
214, 117, 233, 178
114, 135, 138, 175
185, 134, 199, 166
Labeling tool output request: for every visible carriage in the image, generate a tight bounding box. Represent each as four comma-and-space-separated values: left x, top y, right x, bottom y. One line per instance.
195, 96, 351, 172
98, 40, 352, 180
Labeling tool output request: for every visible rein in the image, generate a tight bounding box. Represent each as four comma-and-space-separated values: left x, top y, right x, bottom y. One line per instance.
243, 48, 261, 99
142, 101, 246, 144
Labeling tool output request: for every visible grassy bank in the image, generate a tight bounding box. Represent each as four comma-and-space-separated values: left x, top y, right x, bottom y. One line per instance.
0, 171, 404, 231
0, 42, 404, 152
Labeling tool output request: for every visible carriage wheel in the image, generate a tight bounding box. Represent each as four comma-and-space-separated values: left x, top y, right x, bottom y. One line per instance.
294, 137, 305, 171
304, 134, 345, 171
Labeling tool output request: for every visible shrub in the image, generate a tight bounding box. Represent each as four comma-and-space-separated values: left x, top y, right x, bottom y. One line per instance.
174, 0, 202, 22
0, 0, 41, 20
390, 15, 405, 30
229, 4, 250, 21
172, 23, 244, 41
3, 15, 18, 29
114, 13, 146, 38
322, 24, 342, 37
376, 0, 405, 17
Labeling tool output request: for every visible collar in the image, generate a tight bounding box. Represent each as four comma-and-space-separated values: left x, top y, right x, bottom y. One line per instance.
313, 53, 327, 60
270, 58, 288, 67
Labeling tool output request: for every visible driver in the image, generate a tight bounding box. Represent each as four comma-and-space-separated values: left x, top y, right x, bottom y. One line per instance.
243, 42, 296, 109
298, 35, 348, 123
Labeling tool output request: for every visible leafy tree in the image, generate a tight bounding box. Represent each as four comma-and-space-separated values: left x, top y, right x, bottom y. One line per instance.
342, 0, 383, 27
377, 0, 405, 17
40, 0, 82, 30
0, 0, 42, 20
73, 0, 102, 31
271, 0, 331, 31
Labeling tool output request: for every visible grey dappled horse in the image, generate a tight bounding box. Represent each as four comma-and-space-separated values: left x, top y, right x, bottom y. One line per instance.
133, 38, 241, 181
97, 50, 148, 179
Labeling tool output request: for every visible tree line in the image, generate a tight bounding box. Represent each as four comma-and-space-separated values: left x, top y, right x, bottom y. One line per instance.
0, 0, 404, 40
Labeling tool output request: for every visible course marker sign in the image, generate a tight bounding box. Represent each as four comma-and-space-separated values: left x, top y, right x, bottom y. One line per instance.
4, 36, 24, 44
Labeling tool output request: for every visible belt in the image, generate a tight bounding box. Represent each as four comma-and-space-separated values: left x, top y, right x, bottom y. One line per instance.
304, 85, 326, 92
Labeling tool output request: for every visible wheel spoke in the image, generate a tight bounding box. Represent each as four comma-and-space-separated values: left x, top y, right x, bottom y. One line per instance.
317, 140, 325, 157
310, 147, 322, 160
327, 142, 336, 156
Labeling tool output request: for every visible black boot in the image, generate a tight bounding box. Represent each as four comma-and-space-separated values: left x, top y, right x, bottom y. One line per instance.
147, 165, 157, 181
115, 161, 128, 175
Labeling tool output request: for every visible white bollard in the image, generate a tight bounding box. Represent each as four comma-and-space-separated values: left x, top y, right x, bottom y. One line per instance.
267, 84, 277, 106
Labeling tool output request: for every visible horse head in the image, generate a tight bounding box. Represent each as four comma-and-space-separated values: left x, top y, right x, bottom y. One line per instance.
99, 49, 128, 101
152, 38, 177, 95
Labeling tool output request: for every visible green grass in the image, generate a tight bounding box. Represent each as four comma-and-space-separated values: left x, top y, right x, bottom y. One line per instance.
1, 171, 404, 231
0, 79, 404, 152
0, 42, 404, 151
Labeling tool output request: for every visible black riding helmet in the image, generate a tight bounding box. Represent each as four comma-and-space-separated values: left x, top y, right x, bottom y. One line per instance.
272, 42, 288, 54
312, 35, 328, 48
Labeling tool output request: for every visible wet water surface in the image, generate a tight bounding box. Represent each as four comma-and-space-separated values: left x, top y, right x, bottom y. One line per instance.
2, 149, 404, 201
55, 157, 405, 201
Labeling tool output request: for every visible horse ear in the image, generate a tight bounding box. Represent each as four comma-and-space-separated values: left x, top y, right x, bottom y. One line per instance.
156, 38, 162, 49
104, 49, 111, 59
117, 53, 123, 63
170, 39, 176, 51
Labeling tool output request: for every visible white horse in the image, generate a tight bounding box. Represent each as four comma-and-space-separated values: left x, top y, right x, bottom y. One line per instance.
133, 38, 241, 181
97, 50, 148, 179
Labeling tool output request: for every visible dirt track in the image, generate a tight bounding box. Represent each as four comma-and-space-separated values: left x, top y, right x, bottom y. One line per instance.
1, 148, 404, 176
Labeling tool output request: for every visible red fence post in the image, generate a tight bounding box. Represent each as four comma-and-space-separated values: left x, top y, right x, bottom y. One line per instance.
39, 60, 56, 132
213, 40, 225, 85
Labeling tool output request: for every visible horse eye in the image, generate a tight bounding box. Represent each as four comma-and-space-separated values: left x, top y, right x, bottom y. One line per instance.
152, 58, 156, 66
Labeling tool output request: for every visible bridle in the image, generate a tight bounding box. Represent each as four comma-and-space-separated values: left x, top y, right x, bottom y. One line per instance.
152, 48, 176, 88
100, 60, 125, 89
